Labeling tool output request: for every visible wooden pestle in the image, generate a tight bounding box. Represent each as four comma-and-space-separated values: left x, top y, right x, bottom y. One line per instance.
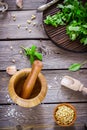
21, 60, 43, 99
61, 76, 87, 95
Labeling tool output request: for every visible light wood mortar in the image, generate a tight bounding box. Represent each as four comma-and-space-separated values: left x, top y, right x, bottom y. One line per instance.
8, 68, 47, 108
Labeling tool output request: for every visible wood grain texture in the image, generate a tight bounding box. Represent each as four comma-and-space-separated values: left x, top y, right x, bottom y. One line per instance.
0, 40, 87, 70
0, 103, 87, 129
0, 70, 87, 104
0, 11, 47, 39
4, 0, 47, 10
0, 0, 87, 129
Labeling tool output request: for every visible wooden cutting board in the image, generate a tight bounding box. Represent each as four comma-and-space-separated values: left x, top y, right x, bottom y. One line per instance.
43, 0, 87, 53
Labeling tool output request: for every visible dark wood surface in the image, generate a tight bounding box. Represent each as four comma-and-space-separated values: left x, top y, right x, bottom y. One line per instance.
0, 0, 87, 130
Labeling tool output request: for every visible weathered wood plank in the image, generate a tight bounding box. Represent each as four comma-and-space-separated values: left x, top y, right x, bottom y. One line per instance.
0, 103, 87, 129
0, 123, 85, 130
0, 40, 87, 70
0, 1, 87, 129
0, 11, 48, 39
4, 0, 47, 10
0, 70, 87, 104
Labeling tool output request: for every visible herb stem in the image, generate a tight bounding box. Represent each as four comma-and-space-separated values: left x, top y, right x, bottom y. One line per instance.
81, 60, 87, 66
20, 46, 26, 51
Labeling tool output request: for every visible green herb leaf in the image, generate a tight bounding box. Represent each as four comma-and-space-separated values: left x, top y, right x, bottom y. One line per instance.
69, 63, 82, 71
34, 52, 42, 61
44, 0, 87, 45
21, 45, 43, 65
30, 45, 37, 55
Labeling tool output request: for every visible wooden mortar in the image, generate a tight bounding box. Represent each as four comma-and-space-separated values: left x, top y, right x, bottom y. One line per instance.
8, 61, 47, 108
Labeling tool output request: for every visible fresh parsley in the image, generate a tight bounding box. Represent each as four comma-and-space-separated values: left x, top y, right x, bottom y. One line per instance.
44, 0, 87, 45
21, 45, 42, 64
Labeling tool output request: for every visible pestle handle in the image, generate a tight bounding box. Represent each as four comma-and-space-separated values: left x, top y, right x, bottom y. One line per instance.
21, 60, 43, 99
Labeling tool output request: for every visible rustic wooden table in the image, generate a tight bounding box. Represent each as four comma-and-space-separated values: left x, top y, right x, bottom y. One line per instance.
0, 0, 87, 130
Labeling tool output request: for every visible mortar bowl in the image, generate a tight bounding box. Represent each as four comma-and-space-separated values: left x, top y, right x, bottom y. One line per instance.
8, 68, 47, 108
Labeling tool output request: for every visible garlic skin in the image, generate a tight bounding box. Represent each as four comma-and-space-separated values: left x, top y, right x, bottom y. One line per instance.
6, 65, 17, 75
16, 0, 23, 8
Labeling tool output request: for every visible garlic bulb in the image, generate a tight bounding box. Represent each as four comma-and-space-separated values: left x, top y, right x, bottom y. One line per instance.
6, 65, 17, 75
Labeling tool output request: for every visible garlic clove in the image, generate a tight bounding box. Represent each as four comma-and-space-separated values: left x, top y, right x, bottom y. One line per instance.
6, 65, 17, 75
16, 0, 23, 9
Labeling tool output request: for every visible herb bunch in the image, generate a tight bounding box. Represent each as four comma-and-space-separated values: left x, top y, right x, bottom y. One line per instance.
21, 45, 42, 65
44, 0, 87, 45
